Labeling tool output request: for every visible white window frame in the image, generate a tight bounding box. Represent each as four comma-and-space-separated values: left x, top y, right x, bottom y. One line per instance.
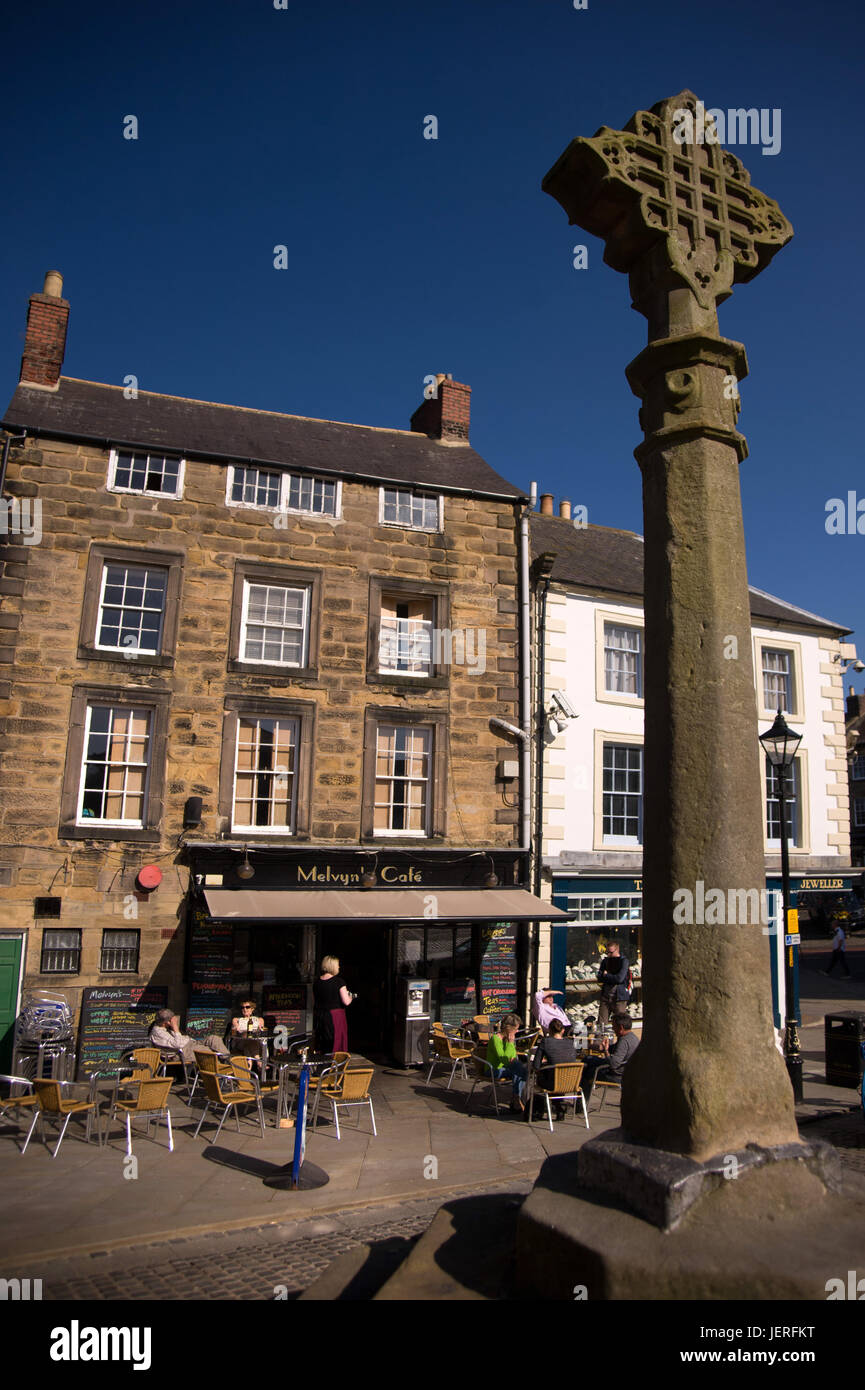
238, 580, 310, 669
603, 622, 643, 698
226, 466, 341, 518
231, 715, 300, 835
594, 608, 645, 707
226, 464, 282, 512
603, 745, 645, 839
594, 735, 643, 848
107, 449, 185, 499
754, 638, 803, 721
373, 724, 432, 837
765, 755, 802, 848
284, 473, 341, 518
378, 596, 434, 677
851, 755, 865, 781
378, 488, 443, 533
76, 705, 152, 828
94, 561, 168, 657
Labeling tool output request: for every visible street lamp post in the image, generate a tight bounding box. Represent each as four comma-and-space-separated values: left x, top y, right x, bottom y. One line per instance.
759, 709, 804, 1102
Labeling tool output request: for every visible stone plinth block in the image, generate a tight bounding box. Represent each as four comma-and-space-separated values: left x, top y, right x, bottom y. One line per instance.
576, 1130, 844, 1230
516, 1146, 865, 1301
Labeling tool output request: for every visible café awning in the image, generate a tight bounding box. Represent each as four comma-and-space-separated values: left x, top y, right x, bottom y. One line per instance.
202, 888, 575, 923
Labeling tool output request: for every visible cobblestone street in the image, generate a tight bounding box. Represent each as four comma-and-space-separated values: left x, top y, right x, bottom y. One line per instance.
16, 1178, 534, 1301
16, 1107, 863, 1302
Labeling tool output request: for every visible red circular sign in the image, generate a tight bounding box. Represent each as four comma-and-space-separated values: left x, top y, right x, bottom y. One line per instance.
136, 865, 163, 891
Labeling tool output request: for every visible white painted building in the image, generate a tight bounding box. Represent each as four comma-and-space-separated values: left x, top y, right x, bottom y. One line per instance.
529, 507, 858, 1030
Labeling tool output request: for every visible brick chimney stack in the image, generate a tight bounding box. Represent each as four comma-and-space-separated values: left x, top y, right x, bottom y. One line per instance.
19, 271, 69, 390
410, 374, 471, 442
847, 686, 863, 720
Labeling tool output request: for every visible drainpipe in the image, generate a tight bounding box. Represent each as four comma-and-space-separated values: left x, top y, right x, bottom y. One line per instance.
519, 487, 535, 858
520, 485, 536, 1016
531, 551, 557, 1003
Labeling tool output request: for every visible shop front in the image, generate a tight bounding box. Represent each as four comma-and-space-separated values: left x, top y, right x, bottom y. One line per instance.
552, 868, 862, 1032
182, 846, 572, 1060
550, 875, 643, 1030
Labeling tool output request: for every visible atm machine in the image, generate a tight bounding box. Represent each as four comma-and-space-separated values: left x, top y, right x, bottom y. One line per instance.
392, 977, 431, 1067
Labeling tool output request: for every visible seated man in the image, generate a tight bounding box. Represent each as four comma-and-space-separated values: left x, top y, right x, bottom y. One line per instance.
531, 987, 572, 1033
580, 1014, 639, 1106
148, 1009, 230, 1066
532, 1019, 578, 1120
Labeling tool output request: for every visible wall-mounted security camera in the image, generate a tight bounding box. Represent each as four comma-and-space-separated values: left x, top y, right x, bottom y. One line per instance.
854, 660, 865, 673
551, 691, 578, 720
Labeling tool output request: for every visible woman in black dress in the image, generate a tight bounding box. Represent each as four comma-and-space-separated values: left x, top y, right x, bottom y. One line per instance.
313, 955, 353, 1054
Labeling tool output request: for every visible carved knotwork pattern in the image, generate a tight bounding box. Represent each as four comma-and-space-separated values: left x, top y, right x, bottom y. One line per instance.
584, 91, 791, 305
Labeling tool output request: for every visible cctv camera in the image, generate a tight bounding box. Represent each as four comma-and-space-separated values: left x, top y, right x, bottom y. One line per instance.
854, 660, 865, 673
551, 691, 577, 720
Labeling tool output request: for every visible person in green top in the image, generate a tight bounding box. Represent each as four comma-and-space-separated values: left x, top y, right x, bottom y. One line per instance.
486, 1013, 528, 1112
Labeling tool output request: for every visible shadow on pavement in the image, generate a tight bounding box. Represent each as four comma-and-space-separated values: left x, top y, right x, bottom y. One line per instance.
201, 1146, 285, 1180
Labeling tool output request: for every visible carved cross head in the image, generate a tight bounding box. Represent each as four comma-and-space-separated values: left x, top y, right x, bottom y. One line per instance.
543, 91, 792, 322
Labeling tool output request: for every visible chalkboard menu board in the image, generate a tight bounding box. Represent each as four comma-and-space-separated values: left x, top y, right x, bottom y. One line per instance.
262, 985, 307, 1036
440, 979, 476, 1026
186, 1007, 231, 1041
480, 923, 517, 1017
189, 908, 232, 1007
77, 985, 168, 1079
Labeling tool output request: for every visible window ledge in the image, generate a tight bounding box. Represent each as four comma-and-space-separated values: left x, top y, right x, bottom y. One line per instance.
59, 824, 162, 844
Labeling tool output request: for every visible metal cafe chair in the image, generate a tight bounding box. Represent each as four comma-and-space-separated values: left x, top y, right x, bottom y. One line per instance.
465, 1051, 516, 1117
110, 1077, 175, 1156
192, 1069, 267, 1143
107, 1047, 161, 1109
20, 1076, 103, 1158
154, 1044, 195, 1103
527, 1061, 589, 1133
425, 1032, 472, 1089
188, 1047, 235, 1104
312, 1066, 377, 1141
0, 1074, 37, 1135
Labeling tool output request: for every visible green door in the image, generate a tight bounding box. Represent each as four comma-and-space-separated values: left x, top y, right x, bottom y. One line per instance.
0, 937, 23, 1072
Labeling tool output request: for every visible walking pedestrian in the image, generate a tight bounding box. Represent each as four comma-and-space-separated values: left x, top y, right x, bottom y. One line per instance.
821, 920, 852, 978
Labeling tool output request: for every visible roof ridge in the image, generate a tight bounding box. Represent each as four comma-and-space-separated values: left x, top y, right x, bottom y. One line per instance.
57, 378, 464, 443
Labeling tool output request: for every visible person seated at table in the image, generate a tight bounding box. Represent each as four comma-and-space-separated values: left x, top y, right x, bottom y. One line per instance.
580, 1014, 639, 1106
486, 1013, 528, 1113
148, 1010, 230, 1066
230, 999, 267, 1071
531, 987, 572, 1033
532, 1019, 578, 1121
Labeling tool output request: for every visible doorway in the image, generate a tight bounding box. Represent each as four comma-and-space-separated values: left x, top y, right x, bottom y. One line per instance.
316, 922, 389, 1055
0, 934, 25, 1072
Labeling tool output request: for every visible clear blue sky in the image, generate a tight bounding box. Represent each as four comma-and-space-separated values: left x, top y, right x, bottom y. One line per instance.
1, 0, 863, 693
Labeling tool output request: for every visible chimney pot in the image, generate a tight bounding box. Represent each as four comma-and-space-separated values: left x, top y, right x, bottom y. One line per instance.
19, 270, 69, 391
539, 493, 554, 516
559, 499, 572, 520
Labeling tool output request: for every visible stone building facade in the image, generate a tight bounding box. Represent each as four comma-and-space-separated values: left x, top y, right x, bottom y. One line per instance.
0, 274, 567, 1069
528, 500, 859, 1032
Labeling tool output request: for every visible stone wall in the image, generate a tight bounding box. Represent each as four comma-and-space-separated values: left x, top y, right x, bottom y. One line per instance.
0, 435, 521, 1011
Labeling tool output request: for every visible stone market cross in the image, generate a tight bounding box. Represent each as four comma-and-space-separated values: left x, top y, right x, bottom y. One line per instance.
544, 92, 797, 1159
